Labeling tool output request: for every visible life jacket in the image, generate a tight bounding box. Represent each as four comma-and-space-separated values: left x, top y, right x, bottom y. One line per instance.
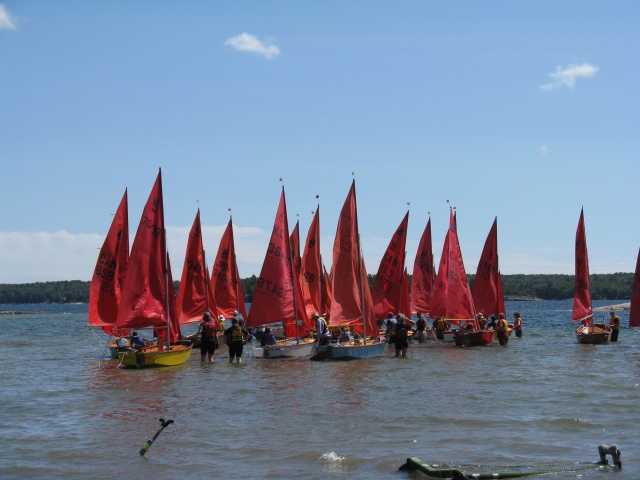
319, 317, 329, 336
416, 318, 426, 331
230, 325, 244, 343
434, 318, 445, 331
202, 322, 216, 339
611, 316, 620, 330
496, 318, 508, 332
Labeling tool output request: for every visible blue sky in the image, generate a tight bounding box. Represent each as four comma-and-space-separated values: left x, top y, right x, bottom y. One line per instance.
1, 1, 639, 284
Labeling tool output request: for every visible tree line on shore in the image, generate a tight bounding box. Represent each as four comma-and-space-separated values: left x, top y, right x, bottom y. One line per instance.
0, 273, 633, 305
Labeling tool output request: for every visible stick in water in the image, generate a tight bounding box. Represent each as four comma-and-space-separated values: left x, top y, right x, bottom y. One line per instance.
139, 418, 174, 456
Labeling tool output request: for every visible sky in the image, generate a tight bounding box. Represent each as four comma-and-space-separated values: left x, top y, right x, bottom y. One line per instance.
1, 1, 639, 284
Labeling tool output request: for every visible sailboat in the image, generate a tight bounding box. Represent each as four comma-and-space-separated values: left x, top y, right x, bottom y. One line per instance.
471, 217, 509, 344
114, 170, 193, 367
87, 189, 130, 358
431, 209, 491, 346
300, 207, 322, 320
573, 208, 612, 343
312, 180, 386, 360
630, 247, 640, 328
372, 211, 409, 321
176, 209, 220, 344
246, 187, 316, 358
412, 217, 435, 317
211, 216, 248, 321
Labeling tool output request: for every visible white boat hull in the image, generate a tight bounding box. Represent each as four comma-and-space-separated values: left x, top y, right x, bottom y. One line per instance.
312, 339, 387, 360
252, 339, 317, 358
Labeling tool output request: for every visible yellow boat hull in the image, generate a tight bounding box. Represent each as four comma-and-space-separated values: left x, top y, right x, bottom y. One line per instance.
117, 344, 193, 368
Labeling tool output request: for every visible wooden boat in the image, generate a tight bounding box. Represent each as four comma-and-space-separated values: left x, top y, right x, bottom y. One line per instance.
87, 189, 130, 358
573, 208, 611, 344
114, 170, 192, 367
471, 217, 511, 344
630, 247, 640, 328
245, 186, 316, 358
431, 209, 483, 346
311, 180, 386, 360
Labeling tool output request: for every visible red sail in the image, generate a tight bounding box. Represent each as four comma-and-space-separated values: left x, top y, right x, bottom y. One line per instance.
630, 247, 640, 328
401, 268, 411, 317
329, 181, 377, 336
412, 217, 434, 316
300, 207, 322, 318
115, 171, 169, 331
430, 209, 476, 325
88, 189, 129, 332
211, 218, 244, 319
472, 218, 503, 317
321, 263, 333, 316
175, 210, 217, 326
572, 208, 592, 323
246, 187, 310, 338
497, 269, 506, 317
372, 211, 409, 320
290, 220, 301, 277
166, 252, 181, 343
235, 263, 247, 318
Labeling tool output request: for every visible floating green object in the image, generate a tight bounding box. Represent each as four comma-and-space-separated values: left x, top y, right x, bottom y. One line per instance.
139, 418, 174, 456
399, 444, 621, 479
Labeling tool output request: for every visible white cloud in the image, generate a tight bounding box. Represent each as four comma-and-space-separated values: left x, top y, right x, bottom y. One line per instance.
0, 4, 17, 30
540, 62, 599, 90
0, 224, 269, 283
537, 145, 549, 155
223, 32, 280, 60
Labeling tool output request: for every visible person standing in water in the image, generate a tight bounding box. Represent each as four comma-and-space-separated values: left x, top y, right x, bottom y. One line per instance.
512, 312, 523, 338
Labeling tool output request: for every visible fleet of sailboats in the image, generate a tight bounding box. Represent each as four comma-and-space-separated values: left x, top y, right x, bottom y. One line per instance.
88, 173, 634, 366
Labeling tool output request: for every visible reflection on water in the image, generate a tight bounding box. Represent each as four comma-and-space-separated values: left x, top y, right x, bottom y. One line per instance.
0, 301, 638, 480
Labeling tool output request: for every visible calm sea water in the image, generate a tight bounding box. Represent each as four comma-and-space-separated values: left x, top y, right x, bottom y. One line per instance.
0, 300, 638, 480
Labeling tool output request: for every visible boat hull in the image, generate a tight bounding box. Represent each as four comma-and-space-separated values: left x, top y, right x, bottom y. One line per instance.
312, 339, 387, 360
453, 330, 494, 347
575, 323, 612, 344
252, 338, 317, 358
117, 344, 193, 368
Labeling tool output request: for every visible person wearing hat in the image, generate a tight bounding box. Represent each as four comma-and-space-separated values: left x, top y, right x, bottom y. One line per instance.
196, 312, 218, 363
232, 309, 245, 324
477, 313, 488, 330
313, 312, 331, 346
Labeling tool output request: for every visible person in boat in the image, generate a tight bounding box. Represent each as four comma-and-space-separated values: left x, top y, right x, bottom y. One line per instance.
462, 321, 474, 332
338, 327, 351, 343
496, 313, 509, 346
129, 331, 146, 349
415, 312, 427, 343
385, 314, 397, 344
313, 312, 331, 346
433, 316, 446, 340
260, 327, 278, 347
609, 310, 620, 342
233, 309, 244, 324
512, 312, 523, 338
391, 314, 410, 358
488, 315, 497, 329
225, 318, 249, 363
196, 312, 218, 363
476, 313, 487, 330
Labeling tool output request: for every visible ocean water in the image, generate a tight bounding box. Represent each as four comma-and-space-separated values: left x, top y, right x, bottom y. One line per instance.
0, 300, 638, 480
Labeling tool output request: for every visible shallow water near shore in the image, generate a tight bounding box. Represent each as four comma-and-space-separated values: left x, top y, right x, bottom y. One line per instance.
0, 300, 638, 480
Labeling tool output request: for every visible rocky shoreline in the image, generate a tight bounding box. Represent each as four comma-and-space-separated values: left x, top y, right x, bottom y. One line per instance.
0, 311, 39, 315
